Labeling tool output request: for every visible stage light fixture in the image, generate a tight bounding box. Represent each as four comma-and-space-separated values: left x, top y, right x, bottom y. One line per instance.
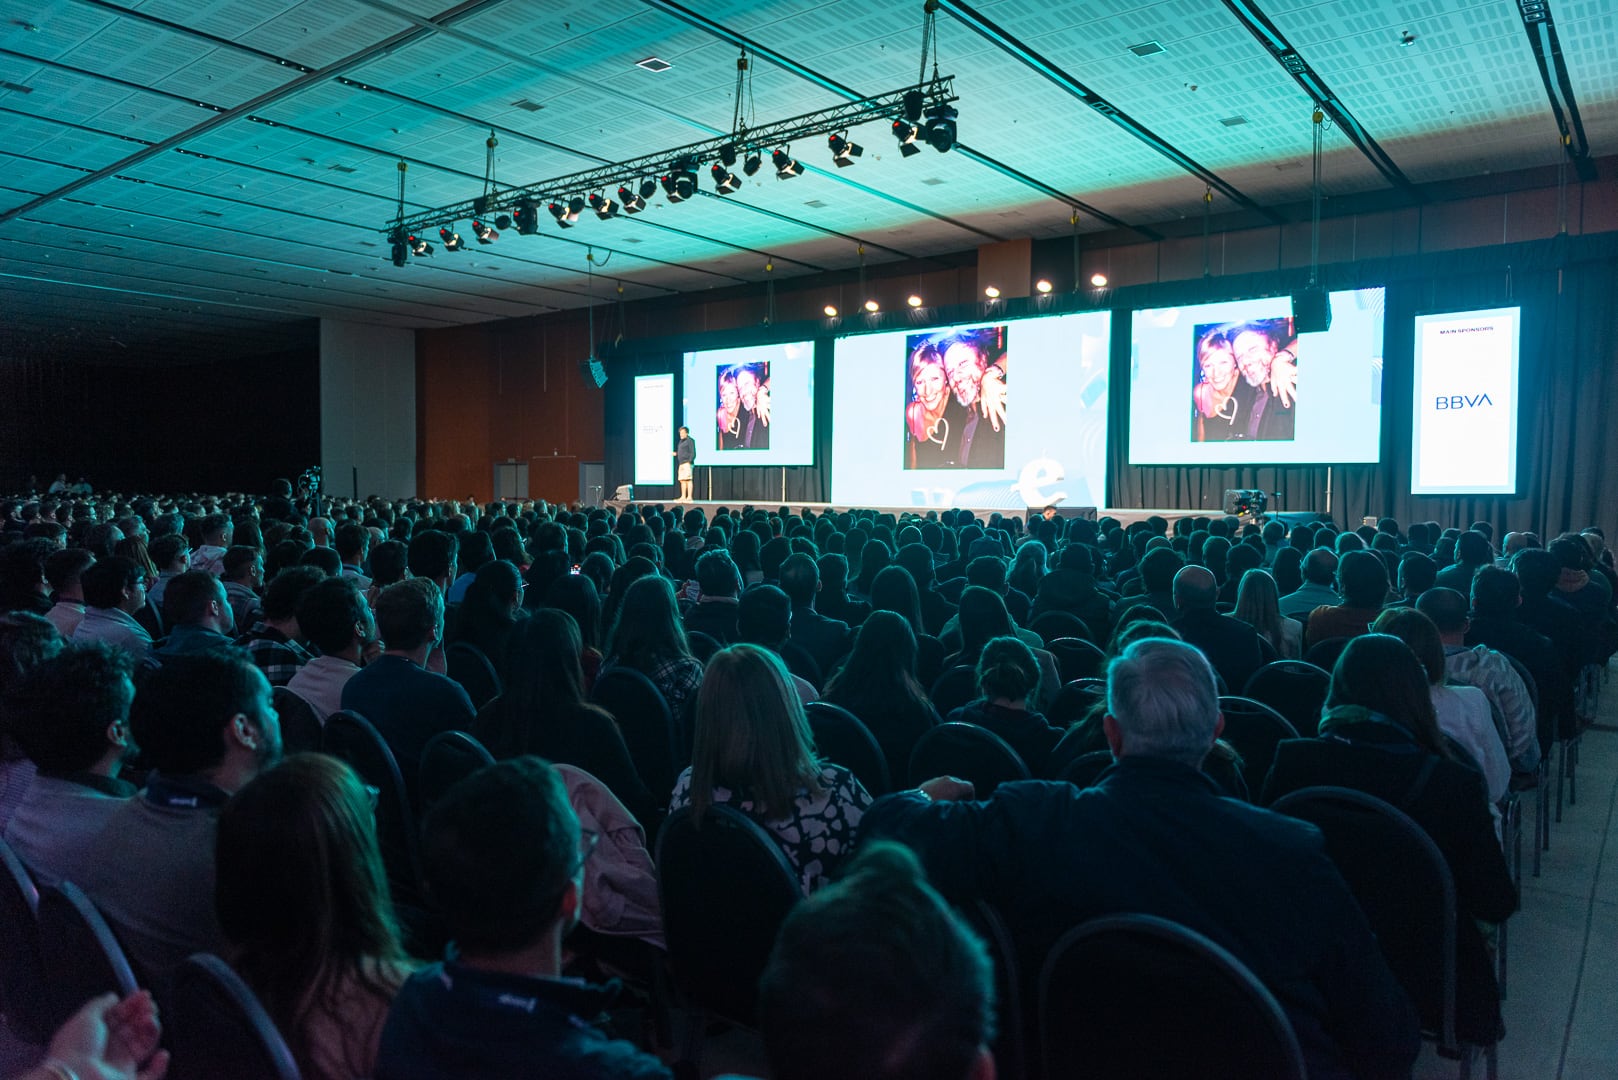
907, 294, 923, 307
495, 214, 513, 230
1090, 272, 1109, 287
547, 201, 575, 228
662, 157, 698, 202
719, 143, 738, 167
638, 178, 658, 199
514, 199, 539, 235
589, 193, 619, 219
471, 219, 499, 244
617, 185, 645, 213
984, 285, 1001, 298
711, 162, 742, 194
742, 151, 762, 176
892, 119, 922, 158
772, 148, 804, 179
924, 103, 958, 153
389, 229, 408, 267
863, 299, 879, 312
408, 233, 433, 257
828, 132, 863, 167
903, 89, 925, 123
1035, 279, 1053, 293
439, 227, 465, 251
823, 304, 839, 317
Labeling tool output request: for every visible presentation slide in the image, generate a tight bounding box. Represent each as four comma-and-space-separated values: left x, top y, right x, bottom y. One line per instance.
1127, 287, 1386, 465
633, 373, 674, 485
681, 341, 815, 466
1411, 306, 1521, 495
831, 311, 1111, 509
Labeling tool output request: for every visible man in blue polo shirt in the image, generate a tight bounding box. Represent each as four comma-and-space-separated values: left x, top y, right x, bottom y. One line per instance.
376, 757, 670, 1080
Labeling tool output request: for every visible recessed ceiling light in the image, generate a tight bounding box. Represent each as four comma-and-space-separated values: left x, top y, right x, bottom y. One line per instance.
1090, 272, 1109, 288
636, 57, 672, 72
1218, 115, 1248, 127
1035, 279, 1053, 293
823, 304, 839, 317
921, 177, 946, 186
1128, 40, 1166, 57
984, 285, 1001, 299
511, 98, 545, 112
907, 295, 923, 307
863, 299, 879, 312
0, 80, 32, 94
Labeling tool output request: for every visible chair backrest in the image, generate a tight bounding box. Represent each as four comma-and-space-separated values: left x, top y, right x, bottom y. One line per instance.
322, 710, 421, 906
1215, 695, 1299, 795
1241, 660, 1331, 737
686, 629, 722, 664
591, 666, 679, 796
907, 722, 1031, 796
805, 701, 891, 797
1038, 912, 1306, 1080
1028, 610, 1092, 646
928, 664, 981, 718
1270, 785, 1458, 1051
655, 804, 800, 1026
1046, 636, 1107, 683
1048, 678, 1107, 727
270, 686, 323, 755
1053, 749, 1116, 790
418, 729, 496, 812
445, 641, 502, 710
1302, 635, 1352, 672
36, 881, 139, 1034
167, 953, 301, 1080
960, 900, 1026, 1080
0, 836, 50, 1044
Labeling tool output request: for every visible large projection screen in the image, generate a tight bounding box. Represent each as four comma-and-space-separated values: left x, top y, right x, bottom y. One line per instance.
681, 341, 815, 466
1411, 307, 1521, 495
633, 373, 674, 486
1128, 287, 1386, 465
831, 310, 1110, 509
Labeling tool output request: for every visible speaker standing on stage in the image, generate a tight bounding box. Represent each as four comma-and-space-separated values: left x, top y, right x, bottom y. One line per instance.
674, 426, 696, 502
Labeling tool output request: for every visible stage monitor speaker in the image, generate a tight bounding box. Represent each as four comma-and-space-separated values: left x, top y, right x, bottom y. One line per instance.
1291, 286, 1332, 333
1269, 511, 1334, 529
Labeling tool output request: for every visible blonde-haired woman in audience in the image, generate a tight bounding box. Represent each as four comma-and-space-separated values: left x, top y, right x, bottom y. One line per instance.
671, 644, 872, 895
215, 753, 413, 1080
1234, 568, 1301, 659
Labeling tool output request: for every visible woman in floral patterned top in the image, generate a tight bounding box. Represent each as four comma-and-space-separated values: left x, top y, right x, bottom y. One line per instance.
671, 644, 873, 895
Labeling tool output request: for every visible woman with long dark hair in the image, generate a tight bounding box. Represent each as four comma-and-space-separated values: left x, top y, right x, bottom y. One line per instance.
215, 754, 412, 1080
473, 609, 658, 827
868, 564, 945, 688
1234, 569, 1300, 659
1261, 634, 1516, 1047
449, 559, 525, 679
822, 611, 940, 780
545, 572, 606, 689
604, 574, 704, 723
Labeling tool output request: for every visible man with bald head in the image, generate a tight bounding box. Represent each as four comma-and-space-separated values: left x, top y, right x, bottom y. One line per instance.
1170, 564, 1270, 692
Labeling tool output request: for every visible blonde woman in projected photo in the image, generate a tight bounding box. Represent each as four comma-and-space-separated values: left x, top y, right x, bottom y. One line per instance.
905, 343, 951, 469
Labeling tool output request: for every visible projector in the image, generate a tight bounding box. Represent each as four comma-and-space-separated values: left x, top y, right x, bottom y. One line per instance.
1223, 489, 1269, 517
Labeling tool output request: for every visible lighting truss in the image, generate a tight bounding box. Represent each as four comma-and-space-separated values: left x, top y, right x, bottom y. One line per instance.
385, 78, 957, 245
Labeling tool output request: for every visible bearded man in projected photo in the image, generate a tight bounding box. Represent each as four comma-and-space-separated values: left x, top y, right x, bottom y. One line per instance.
1231, 322, 1298, 441
736, 364, 771, 450
940, 337, 1006, 469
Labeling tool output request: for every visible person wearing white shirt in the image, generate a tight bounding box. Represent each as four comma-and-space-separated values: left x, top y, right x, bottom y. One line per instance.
285, 577, 377, 721
44, 548, 95, 640
72, 557, 153, 663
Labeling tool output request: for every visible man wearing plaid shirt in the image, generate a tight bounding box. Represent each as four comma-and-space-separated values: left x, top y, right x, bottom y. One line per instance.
235, 565, 324, 687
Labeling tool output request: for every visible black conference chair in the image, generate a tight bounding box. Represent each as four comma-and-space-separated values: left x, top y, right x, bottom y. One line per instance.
270, 685, 322, 756
1038, 912, 1306, 1080
960, 900, 1026, 1080
591, 666, 680, 796
36, 882, 138, 1034
1045, 636, 1107, 683
322, 710, 422, 908
1052, 750, 1116, 790
1047, 678, 1107, 728
1215, 695, 1299, 796
446, 641, 502, 710
1271, 786, 1496, 1077
1303, 635, 1353, 672
0, 836, 50, 1045
1242, 660, 1331, 737
929, 664, 981, 719
418, 729, 496, 812
805, 701, 891, 796
685, 629, 722, 664
1028, 611, 1092, 646
907, 722, 1030, 797
655, 804, 800, 1039
167, 953, 301, 1080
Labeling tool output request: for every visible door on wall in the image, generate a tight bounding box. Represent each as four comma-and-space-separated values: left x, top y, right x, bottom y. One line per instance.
580, 462, 605, 507
494, 461, 528, 500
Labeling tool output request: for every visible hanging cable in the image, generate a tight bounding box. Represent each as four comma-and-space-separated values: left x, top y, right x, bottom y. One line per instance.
1201, 185, 1213, 278
764, 259, 776, 325
1070, 211, 1081, 293
615, 281, 627, 346
731, 48, 755, 139
482, 130, 499, 201
1308, 106, 1324, 287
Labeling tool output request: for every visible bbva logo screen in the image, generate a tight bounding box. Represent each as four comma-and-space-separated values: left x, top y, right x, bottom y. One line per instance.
1435, 394, 1495, 409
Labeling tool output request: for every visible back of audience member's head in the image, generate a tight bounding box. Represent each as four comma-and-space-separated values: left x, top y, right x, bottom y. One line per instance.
164, 569, 227, 628
298, 546, 343, 577
420, 756, 580, 957
215, 752, 404, 1078
695, 549, 741, 599
132, 651, 276, 779
1137, 547, 1184, 595
825, 610, 921, 702
296, 577, 371, 656
607, 573, 689, 666
1336, 550, 1389, 608
407, 529, 458, 585
80, 556, 142, 611
895, 543, 936, 590
1548, 534, 1591, 573
1397, 552, 1437, 598
1301, 547, 1338, 587
778, 553, 820, 607
1510, 548, 1558, 596
957, 587, 1015, 657
1370, 608, 1446, 686
544, 572, 603, 651
1171, 565, 1218, 612
817, 553, 850, 595
964, 556, 1007, 593
367, 540, 409, 589
259, 565, 325, 625
1414, 586, 1469, 636
1455, 530, 1492, 568
1325, 634, 1446, 755
5, 642, 133, 775
759, 840, 995, 1080
1470, 566, 1520, 619
222, 545, 261, 583
976, 635, 1039, 705
738, 583, 793, 650
334, 523, 370, 565
691, 644, 819, 819
45, 548, 96, 596
1106, 638, 1219, 767
374, 578, 443, 652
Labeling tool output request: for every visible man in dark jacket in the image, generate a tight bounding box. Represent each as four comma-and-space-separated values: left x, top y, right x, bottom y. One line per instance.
1170, 565, 1269, 692
1030, 544, 1113, 640
862, 638, 1418, 1080
779, 553, 852, 677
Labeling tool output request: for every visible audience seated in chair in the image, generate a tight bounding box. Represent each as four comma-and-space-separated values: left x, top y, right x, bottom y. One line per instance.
604, 574, 706, 723
822, 610, 941, 781
43, 547, 95, 640
1416, 587, 1540, 775
154, 570, 239, 659
286, 575, 377, 722
943, 635, 1065, 777
862, 637, 1419, 1080
235, 565, 321, 688
450, 559, 526, 683
682, 548, 743, 645
1303, 551, 1390, 651
780, 553, 853, 678
1171, 565, 1268, 694
1278, 548, 1340, 621
72, 556, 154, 663
375, 756, 672, 1080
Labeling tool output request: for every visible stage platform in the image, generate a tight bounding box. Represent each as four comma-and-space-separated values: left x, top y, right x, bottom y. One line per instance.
604, 501, 1272, 528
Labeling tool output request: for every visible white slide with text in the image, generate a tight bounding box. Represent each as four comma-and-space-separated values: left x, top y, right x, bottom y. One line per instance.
633, 373, 674, 485
1411, 307, 1521, 495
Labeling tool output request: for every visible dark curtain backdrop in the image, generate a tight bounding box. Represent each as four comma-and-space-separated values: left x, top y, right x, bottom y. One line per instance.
0, 347, 321, 494
604, 233, 1617, 532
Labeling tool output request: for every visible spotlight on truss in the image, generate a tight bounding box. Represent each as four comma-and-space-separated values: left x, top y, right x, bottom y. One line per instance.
772, 148, 804, 179
742, 150, 763, 176
514, 199, 539, 235
892, 119, 922, 158
439, 227, 465, 251
471, 219, 499, 244
618, 185, 645, 214
925, 103, 958, 153
711, 162, 742, 194
828, 132, 863, 167
589, 193, 620, 219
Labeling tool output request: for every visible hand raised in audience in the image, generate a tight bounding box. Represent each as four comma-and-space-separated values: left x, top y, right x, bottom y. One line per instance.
35, 991, 170, 1080
919, 775, 976, 802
